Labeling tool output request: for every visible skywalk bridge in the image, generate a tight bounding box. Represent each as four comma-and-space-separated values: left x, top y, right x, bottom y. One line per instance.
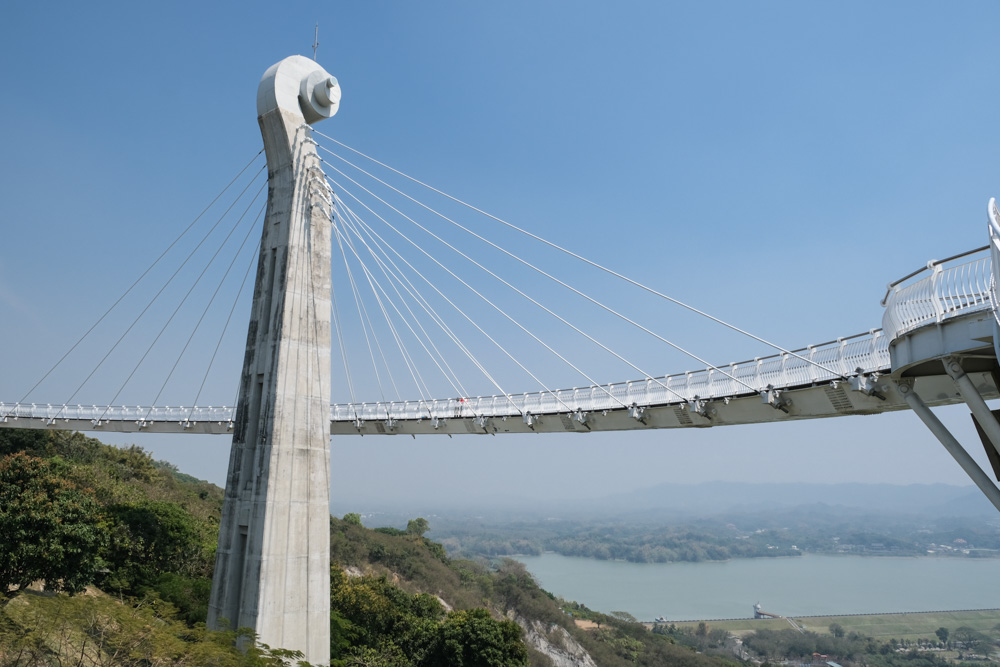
3, 242, 997, 437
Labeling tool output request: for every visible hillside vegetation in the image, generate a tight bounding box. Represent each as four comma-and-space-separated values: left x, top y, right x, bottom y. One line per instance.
0, 429, 743, 666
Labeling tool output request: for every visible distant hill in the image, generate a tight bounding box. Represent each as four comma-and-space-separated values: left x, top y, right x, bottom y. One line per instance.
345, 481, 996, 523
590, 481, 995, 519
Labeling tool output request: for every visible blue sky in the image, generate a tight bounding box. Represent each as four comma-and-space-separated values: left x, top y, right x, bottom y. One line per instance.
3, 2, 1000, 510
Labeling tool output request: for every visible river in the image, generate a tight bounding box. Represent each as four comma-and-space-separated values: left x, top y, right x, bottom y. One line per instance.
512, 553, 1000, 621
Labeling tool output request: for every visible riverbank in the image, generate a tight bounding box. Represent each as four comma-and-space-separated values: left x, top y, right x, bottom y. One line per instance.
663, 609, 1000, 640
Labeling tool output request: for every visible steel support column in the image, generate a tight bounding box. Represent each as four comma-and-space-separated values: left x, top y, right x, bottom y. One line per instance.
896, 380, 1000, 512
942, 356, 1000, 459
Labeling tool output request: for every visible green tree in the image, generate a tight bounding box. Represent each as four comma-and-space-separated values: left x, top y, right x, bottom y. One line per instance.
406, 517, 430, 537
0, 429, 48, 457
343, 644, 411, 667
953, 626, 976, 647
0, 452, 106, 597
952, 626, 990, 655
830, 623, 845, 638
343, 513, 363, 526
424, 608, 528, 667
935, 627, 949, 644
102, 500, 206, 590
610, 610, 638, 623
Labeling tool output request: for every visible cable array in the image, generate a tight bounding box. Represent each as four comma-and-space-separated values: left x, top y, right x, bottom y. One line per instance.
6, 152, 267, 418
8, 131, 850, 423
313, 133, 837, 415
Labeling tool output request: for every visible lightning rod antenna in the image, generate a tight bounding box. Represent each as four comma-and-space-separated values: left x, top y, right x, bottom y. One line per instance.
313, 24, 319, 61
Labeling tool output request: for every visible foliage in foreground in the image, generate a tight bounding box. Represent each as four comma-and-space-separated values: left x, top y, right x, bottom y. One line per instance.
0, 590, 313, 666
0, 452, 106, 597
329, 568, 528, 666
0, 429, 221, 624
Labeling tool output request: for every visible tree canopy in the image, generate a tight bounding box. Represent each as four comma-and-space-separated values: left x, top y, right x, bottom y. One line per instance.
0, 452, 106, 596
406, 517, 430, 537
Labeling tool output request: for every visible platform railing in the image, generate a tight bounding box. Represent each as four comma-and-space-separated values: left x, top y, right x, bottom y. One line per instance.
881, 247, 993, 342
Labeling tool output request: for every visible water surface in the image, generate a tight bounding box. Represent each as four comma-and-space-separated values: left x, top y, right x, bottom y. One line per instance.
512, 553, 1000, 620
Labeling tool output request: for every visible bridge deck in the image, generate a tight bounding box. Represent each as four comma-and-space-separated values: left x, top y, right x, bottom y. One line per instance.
2, 247, 995, 436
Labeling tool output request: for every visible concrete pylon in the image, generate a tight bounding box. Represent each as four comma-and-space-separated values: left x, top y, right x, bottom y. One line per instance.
207, 56, 340, 665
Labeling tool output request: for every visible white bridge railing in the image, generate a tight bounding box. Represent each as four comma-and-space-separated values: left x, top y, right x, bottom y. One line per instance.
333, 331, 890, 421
0, 404, 236, 426
2, 332, 891, 425
881, 246, 993, 341
4, 247, 995, 426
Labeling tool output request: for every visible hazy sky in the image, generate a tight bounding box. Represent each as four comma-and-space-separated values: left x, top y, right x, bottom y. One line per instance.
3, 2, 1000, 513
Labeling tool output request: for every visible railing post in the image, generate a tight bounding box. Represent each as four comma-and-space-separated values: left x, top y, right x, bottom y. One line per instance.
930, 262, 946, 322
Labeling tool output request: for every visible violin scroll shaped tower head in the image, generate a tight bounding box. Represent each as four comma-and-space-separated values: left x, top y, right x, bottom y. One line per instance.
257, 55, 341, 125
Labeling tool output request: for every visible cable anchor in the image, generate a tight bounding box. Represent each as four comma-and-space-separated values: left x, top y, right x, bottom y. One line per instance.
849, 368, 886, 400
761, 385, 791, 413
628, 403, 647, 425
689, 397, 715, 419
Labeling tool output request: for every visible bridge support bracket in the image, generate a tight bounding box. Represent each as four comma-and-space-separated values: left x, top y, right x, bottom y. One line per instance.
689, 398, 715, 420
761, 385, 791, 413
628, 404, 646, 425
895, 378, 1000, 512
943, 356, 1000, 461
849, 369, 886, 400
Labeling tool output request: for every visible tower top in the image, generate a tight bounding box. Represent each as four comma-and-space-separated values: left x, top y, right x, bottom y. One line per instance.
256, 55, 340, 124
